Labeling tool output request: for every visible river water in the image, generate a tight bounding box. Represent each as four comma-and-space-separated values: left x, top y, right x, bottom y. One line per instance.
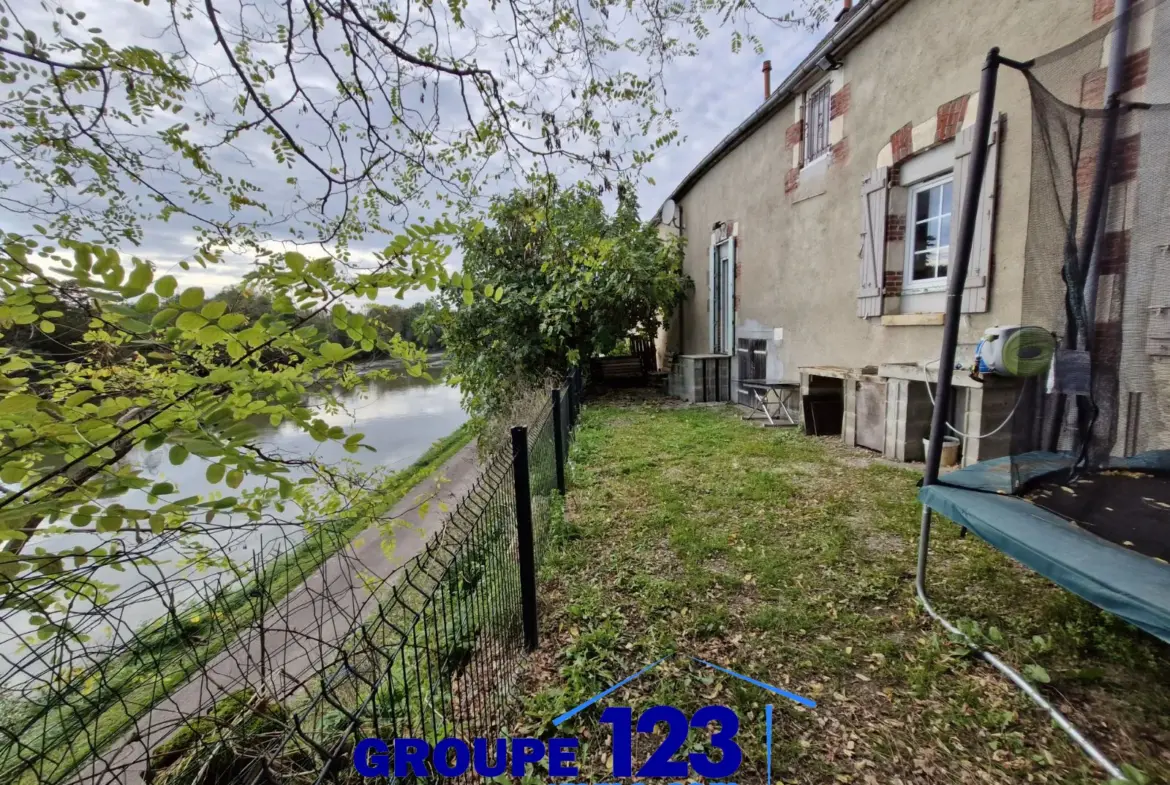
6, 372, 468, 655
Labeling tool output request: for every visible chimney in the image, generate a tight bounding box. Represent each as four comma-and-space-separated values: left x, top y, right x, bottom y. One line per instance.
762, 60, 772, 100
842, 0, 852, 11
836, 0, 852, 20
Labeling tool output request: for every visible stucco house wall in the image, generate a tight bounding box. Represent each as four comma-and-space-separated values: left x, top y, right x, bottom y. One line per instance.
666, 0, 1110, 385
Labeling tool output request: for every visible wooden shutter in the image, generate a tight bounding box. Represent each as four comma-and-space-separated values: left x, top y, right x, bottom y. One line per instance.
950, 116, 1001, 313
857, 167, 889, 318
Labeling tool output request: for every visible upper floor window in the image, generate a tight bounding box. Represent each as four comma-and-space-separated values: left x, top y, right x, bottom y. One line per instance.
803, 81, 832, 163
905, 174, 954, 286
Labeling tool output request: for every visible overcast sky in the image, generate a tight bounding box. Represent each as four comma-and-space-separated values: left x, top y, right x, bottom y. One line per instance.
640, 24, 821, 222
4, 1, 828, 307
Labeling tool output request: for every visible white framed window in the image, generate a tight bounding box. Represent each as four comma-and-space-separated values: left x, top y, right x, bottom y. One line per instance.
803, 80, 832, 164
904, 174, 954, 288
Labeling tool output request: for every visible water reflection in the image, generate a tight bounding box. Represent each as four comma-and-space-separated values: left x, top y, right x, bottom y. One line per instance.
9, 373, 467, 647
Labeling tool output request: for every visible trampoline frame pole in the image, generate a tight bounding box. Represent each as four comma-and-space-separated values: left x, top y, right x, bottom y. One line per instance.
915, 509, 1125, 781
916, 47, 1128, 783
922, 48, 1000, 489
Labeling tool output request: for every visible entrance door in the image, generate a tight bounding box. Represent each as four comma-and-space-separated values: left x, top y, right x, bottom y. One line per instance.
709, 239, 734, 354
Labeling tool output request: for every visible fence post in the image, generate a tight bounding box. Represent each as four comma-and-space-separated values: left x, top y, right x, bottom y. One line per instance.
511, 425, 539, 651
551, 389, 567, 495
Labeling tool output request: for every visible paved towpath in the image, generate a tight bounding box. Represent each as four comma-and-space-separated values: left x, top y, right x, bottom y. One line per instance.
73, 441, 481, 785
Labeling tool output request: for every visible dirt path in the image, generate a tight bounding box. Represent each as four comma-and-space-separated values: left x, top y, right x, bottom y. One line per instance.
75, 441, 482, 785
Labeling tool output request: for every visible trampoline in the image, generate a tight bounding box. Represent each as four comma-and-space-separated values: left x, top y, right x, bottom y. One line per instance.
921, 452, 1170, 644
916, 9, 1170, 781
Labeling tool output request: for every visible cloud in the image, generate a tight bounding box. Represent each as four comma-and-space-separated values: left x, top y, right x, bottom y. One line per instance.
639, 24, 822, 217
3, 0, 826, 289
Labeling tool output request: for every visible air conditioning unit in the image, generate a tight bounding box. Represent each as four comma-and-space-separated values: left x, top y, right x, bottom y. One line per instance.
669, 354, 732, 403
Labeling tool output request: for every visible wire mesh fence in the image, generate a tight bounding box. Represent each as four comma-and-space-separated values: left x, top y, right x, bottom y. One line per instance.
0, 370, 585, 785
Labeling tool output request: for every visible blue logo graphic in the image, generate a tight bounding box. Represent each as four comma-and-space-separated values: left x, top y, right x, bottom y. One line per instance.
353, 654, 814, 782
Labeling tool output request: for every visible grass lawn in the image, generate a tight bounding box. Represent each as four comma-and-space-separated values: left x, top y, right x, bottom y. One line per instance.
513, 398, 1170, 784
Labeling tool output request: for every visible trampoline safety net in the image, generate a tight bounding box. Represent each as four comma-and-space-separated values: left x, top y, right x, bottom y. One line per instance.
938, 3, 1170, 563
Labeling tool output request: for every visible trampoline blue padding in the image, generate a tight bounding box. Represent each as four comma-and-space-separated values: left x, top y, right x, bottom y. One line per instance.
920, 452, 1170, 644
934, 450, 1170, 494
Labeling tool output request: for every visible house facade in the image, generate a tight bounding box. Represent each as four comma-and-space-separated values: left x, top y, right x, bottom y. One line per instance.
660, 0, 1163, 463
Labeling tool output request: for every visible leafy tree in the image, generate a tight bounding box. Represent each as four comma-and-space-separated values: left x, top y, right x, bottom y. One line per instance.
0, 0, 826, 643
435, 181, 688, 417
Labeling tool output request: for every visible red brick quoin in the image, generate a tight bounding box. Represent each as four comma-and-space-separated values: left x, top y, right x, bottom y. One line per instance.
785, 167, 800, 194
830, 84, 851, 119
890, 123, 913, 164
886, 214, 906, 242
935, 95, 970, 143
830, 138, 850, 165
785, 120, 803, 150
1081, 50, 1150, 105
1113, 134, 1141, 183
1093, 0, 1113, 22
884, 270, 903, 297
1100, 230, 1129, 275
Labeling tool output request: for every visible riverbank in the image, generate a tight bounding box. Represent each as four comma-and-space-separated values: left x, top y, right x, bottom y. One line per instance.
1, 423, 475, 785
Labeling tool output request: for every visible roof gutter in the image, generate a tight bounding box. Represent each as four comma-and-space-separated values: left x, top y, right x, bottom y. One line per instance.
656, 0, 902, 220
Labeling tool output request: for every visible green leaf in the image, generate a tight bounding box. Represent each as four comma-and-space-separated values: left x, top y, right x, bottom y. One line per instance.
126, 262, 153, 292
225, 469, 244, 489
201, 301, 227, 320
320, 341, 345, 363
462, 288, 474, 306
179, 287, 204, 309
149, 482, 175, 496
154, 275, 177, 297
135, 293, 160, 313
176, 311, 208, 331
143, 433, 167, 451
285, 251, 308, 273
168, 445, 189, 465
1022, 664, 1051, 684
0, 394, 39, 414
206, 463, 226, 484
151, 308, 179, 328
120, 318, 151, 334
0, 464, 25, 484
39, 321, 55, 334
65, 390, 96, 408
218, 313, 247, 330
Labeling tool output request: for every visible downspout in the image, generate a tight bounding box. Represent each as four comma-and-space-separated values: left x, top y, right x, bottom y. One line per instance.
1071, 0, 1131, 452
1046, 0, 1132, 452
1083, 0, 1132, 329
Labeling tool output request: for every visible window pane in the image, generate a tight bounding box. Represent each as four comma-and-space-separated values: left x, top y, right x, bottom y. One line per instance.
914, 218, 931, 253
927, 217, 943, 251
913, 251, 935, 280
927, 185, 942, 217
941, 181, 953, 216
938, 214, 951, 250
915, 189, 932, 222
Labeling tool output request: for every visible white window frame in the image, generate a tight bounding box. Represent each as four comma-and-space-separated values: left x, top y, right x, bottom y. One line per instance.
802, 78, 832, 167
903, 173, 954, 292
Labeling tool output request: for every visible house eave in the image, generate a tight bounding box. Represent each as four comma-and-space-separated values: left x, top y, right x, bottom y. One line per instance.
654, 0, 910, 223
